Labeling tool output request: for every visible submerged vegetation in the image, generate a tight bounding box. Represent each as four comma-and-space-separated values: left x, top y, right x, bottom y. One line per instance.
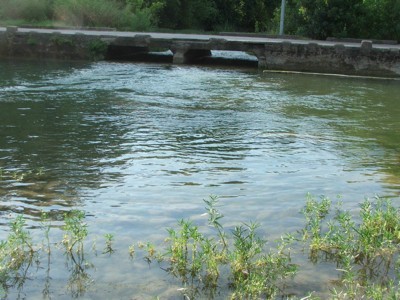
1, 194, 400, 298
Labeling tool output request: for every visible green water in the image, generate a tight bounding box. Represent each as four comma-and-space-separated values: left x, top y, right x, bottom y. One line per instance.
0, 59, 399, 298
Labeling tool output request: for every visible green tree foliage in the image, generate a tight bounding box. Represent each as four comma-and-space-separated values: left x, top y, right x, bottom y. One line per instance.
283, 0, 364, 39
0, 0, 53, 21
158, 0, 217, 30
362, 0, 400, 40
158, 0, 279, 32
283, 0, 400, 40
227, 0, 280, 32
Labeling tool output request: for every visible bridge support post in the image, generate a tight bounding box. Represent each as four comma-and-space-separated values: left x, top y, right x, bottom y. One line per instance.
172, 45, 211, 64
257, 57, 267, 68
252, 47, 267, 69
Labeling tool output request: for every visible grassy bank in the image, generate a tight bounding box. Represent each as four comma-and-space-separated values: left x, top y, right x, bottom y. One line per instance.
1, 194, 400, 299
0, 0, 162, 31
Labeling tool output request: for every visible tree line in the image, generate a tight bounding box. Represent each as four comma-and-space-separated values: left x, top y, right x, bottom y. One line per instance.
157, 0, 399, 41
1, 0, 399, 41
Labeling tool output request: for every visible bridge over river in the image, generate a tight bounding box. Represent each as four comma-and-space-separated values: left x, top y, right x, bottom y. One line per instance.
1, 26, 399, 77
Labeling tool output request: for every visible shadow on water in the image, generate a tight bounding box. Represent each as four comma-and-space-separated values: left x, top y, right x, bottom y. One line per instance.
275, 73, 400, 196
0, 60, 135, 218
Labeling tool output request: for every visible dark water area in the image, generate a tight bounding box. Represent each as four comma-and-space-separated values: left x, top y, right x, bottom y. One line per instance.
0, 58, 399, 298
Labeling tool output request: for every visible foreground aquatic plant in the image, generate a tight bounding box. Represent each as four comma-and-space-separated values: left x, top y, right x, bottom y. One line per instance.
0, 209, 100, 298
230, 222, 297, 299
2, 195, 400, 299
103, 233, 115, 254
157, 196, 297, 299
0, 215, 38, 297
62, 210, 88, 255
61, 210, 95, 297
301, 195, 400, 298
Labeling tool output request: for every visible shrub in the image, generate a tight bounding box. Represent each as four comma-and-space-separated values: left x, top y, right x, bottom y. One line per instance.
0, 0, 52, 21
53, 0, 163, 30
54, 0, 127, 28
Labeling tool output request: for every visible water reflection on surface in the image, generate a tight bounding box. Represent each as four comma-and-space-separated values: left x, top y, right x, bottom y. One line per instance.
0, 59, 400, 298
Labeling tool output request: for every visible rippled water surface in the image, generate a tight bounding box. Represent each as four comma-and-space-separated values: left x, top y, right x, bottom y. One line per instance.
0, 59, 399, 298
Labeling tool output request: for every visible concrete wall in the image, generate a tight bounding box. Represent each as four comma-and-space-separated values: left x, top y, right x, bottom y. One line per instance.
0, 27, 108, 61
263, 41, 400, 77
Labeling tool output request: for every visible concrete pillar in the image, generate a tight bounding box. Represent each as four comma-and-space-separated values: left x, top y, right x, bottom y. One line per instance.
257, 56, 267, 68
361, 40, 373, 55
172, 48, 211, 64
172, 49, 187, 64
252, 48, 267, 69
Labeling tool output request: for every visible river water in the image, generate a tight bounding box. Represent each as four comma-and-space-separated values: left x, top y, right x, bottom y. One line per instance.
0, 58, 399, 298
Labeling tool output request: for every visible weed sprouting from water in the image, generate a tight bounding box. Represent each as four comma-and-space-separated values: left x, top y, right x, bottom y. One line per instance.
156, 196, 297, 298
61, 208, 91, 290
301, 195, 400, 298
103, 233, 115, 254
2, 195, 400, 298
128, 242, 136, 258
62, 210, 88, 255
61, 210, 95, 297
230, 221, 297, 299
40, 211, 52, 297
0, 215, 38, 296
204, 195, 228, 251
40, 211, 51, 254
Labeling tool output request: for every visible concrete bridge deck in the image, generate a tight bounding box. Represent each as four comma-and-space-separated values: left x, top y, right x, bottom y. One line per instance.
1, 27, 399, 77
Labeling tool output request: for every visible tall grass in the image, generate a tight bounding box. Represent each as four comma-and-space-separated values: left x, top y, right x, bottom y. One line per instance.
53, 0, 128, 28
0, 0, 53, 22
0, 0, 162, 31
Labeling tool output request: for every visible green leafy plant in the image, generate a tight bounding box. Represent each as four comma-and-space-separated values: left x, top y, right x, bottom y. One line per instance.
40, 211, 51, 254
2, 195, 400, 299
0, 215, 37, 295
27, 34, 39, 46
61, 210, 92, 296
50, 35, 74, 47
62, 210, 88, 255
230, 222, 297, 299
301, 195, 400, 298
88, 38, 108, 60
103, 233, 115, 254
156, 196, 296, 299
